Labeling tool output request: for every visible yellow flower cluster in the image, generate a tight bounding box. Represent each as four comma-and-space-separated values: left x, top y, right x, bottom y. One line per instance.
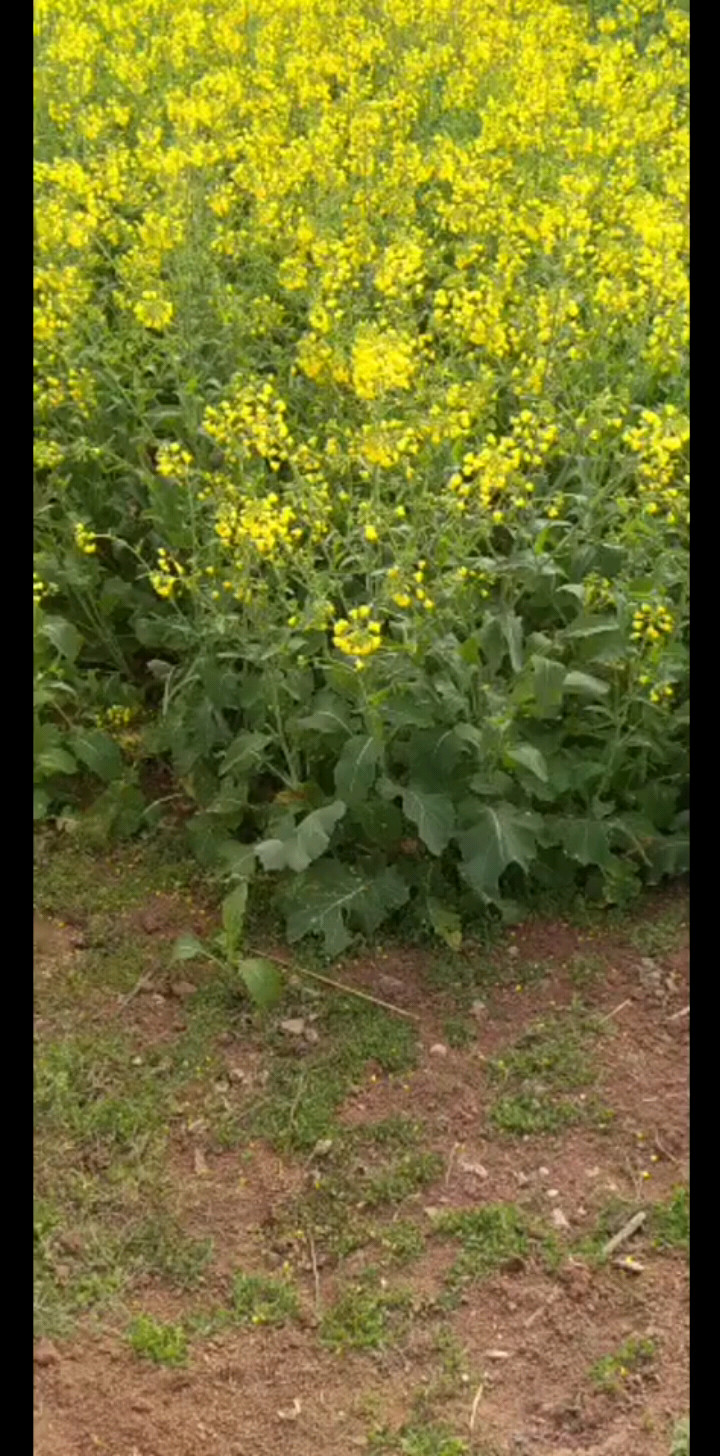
74, 521, 97, 555
350, 325, 417, 402
150, 547, 185, 600
33, 0, 688, 675
332, 605, 383, 662
631, 603, 675, 646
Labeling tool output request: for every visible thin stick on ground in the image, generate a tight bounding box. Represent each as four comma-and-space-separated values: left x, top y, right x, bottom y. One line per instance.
307, 1228, 322, 1315
116, 972, 154, 1009
468, 1381, 484, 1434
668, 1005, 689, 1021
249, 947, 420, 1021
600, 999, 631, 1022
602, 1209, 646, 1257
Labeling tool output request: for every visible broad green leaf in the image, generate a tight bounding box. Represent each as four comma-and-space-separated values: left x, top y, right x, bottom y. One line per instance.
37, 745, 77, 776
646, 833, 689, 884
427, 898, 462, 950
351, 799, 404, 846
220, 731, 271, 778
563, 671, 609, 698
351, 864, 409, 937
222, 881, 248, 954
257, 801, 346, 873
42, 616, 83, 663
297, 692, 355, 736
187, 813, 240, 866
218, 842, 257, 879
553, 817, 613, 868
499, 611, 524, 673
283, 860, 358, 955
283, 859, 408, 955
530, 655, 566, 714
406, 728, 467, 786
478, 615, 506, 674
333, 735, 380, 805
505, 743, 548, 783
401, 787, 455, 857
238, 957, 284, 1010
458, 803, 541, 899
33, 788, 50, 820
172, 932, 207, 961
72, 730, 124, 783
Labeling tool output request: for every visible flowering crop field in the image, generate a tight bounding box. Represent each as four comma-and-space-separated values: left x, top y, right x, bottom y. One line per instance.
34, 0, 689, 956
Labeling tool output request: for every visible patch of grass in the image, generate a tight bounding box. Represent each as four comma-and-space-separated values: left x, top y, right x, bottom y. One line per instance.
121, 1217, 213, 1288
231, 1271, 300, 1326
568, 952, 606, 987
34, 834, 203, 920
358, 1115, 425, 1149
623, 904, 688, 959
433, 1203, 557, 1290
369, 1421, 469, 1455
363, 1151, 443, 1208
670, 1417, 689, 1456
249, 997, 418, 1152
375, 1219, 426, 1264
442, 1017, 475, 1049
487, 1007, 611, 1137
128, 1313, 188, 1366
320, 1268, 412, 1352
35, 1032, 172, 1154
650, 1186, 689, 1253
589, 1335, 657, 1393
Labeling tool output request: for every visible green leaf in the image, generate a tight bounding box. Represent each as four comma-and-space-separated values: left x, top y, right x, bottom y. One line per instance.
499, 611, 524, 673
217, 842, 257, 879
351, 864, 409, 937
563, 671, 609, 698
505, 743, 548, 783
283, 859, 409, 955
283, 860, 358, 956
172, 933, 207, 962
427, 898, 462, 950
34, 788, 51, 820
401, 787, 455, 857
37, 745, 77, 777
219, 731, 271, 778
187, 814, 240, 867
530, 655, 566, 714
333, 735, 380, 805
72, 730, 124, 783
42, 616, 83, 663
351, 799, 404, 846
553, 817, 613, 868
646, 833, 689, 884
478, 615, 506, 674
296, 692, 355, 736
257, 801, 347, 873
222, 881, 248, 954
238, 958, 284, 1010
458, 803, 541, 899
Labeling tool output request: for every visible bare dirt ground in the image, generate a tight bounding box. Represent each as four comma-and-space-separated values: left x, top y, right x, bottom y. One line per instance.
34, 840, 688, 1456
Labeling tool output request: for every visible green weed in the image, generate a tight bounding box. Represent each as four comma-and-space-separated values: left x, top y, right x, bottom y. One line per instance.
128, 1314, 188, 1366
650, 1186, 689, 1253
432, 1204, 551, 1290
670, 1417, 689, 1456
231, 1271, 300, 1326
376, 1219, 426, 1264
443, 1017, 475, 1049
487, 1009, 610, 1136
370, 1421, 469, 1455
320, 1269, 412, 1352
589, 1336, 657, 1393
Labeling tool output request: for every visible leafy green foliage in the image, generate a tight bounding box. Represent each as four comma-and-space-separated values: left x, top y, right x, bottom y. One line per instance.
128, 1315, 188, 1366
589, 1336, 657, 1393
320, 1269, 412, 1351
231, 1272, 300, 1327
33, 0, 689, 946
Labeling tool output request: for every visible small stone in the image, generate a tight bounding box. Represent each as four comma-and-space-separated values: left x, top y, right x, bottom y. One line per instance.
551, 1208, 570, 1230
547, 1188, 560, 1199
429, 1043, 448, 1057
378, 973, 404, 993
538, 1166, 550, 1177
34, 1339, 61, 1367
228, 1067, 246, 1084
171, 980, 197, 1000
459, 1159, 488, 1179
277, 1398, 302, 1421
131, 1398, 153, 1414
311, 1137, 334, 1158
471, 1000, 487, 1018
485, 1348, 511, 1359
280, 1018, 306, 1036
508, 946, 520, 959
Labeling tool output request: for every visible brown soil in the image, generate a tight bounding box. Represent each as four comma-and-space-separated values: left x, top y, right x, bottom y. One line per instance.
34, 892, 689, 1456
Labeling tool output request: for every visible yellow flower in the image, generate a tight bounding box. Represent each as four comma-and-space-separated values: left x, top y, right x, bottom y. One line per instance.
133, 291, 174, 331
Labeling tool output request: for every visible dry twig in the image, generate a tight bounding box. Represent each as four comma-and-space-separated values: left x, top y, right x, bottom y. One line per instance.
249, 947, 419, 1020
602, 1209, 646, 1257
